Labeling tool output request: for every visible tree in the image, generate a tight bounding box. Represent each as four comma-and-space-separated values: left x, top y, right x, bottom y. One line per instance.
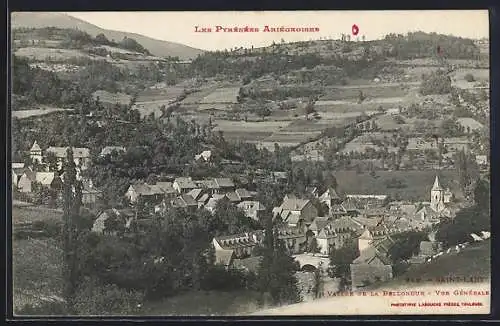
308, 237, 320, 254
62, 147, 84, 313
312, 266, 325, 299
388, 231, 427, 263
74, 277, 144, 315
328, 239, 359, 291
256, 106, 271, 121
419, 70, 452, 95
44, 151, 59, 172
94, 33, 110, 45
358, 90, 365, 103
303, 100, 315, 120
257, 216, 301, 306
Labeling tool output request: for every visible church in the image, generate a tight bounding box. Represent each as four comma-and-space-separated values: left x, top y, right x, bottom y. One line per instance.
414, 175, 454, 223
430, 175, 454, 213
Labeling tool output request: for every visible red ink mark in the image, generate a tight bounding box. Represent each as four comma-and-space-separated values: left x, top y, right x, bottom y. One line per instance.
437, 45, 442, 55
352, 24, 359, 36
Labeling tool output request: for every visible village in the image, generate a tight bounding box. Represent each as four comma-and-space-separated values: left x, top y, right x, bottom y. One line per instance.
10, 12, 491, 315
12, 135, 489, 299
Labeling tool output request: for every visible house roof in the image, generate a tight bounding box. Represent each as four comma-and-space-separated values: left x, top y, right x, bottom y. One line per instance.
415, 206, 440, 219
235, 188, 253, 199
30, 141, 41, 151
187, 188, 204, 201
196, 179, 219, 189
432, 175, 443, 191
276, 225, 305, 239
272, 171, 288, 179
174, 177, 197, 189
12, 163, 25, 169
154, 182, 176, 194
214, 177, 235, 188
225, 191, 241, 203
100, 146, 126, 156
130, 183, 165, 196
281, 197, 310, 211
195, 150, 212, 161
46, 147, 90, 158
215, 249, 234, 266
237, 200, 266, 211
172, 194, 198, 207
35, 172, 56, 185
353, 246, 392, 265
359, 229, 373, 240
198, 193, 210, 204
205, 197, 221, 209
214, 234, 258, 250
330, 203, 348, 215
342, 197, 361, 211
284, 211, 302, 225
309, 216, 330, 232
419, 241, 438, 255
320, 187, 341, 201
232, 256, 263, 273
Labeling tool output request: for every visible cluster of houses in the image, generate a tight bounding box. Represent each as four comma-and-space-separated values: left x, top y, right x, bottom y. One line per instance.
11, 142, 127, 205
207, 175, 459, 290
13, 140, 467, 293
123, 176, 266, 219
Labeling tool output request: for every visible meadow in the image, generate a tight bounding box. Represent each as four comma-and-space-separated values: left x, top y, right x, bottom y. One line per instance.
333, 169, 463, 201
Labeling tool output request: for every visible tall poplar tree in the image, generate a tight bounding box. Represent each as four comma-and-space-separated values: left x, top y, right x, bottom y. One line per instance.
62, 147, 83, 313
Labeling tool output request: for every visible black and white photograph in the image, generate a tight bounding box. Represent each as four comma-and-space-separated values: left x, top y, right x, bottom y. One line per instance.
10, 10, 491, 316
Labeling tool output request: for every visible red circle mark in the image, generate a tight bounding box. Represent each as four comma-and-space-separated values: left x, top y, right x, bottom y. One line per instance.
352, 24, 359, 36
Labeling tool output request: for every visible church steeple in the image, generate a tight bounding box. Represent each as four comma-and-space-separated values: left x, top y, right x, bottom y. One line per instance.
430, 175, 445, 212
432, 175, 443, 191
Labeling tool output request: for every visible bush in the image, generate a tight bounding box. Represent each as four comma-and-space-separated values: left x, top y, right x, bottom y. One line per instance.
74, 277, 144, 315
201, 265, 250, 291
419, 70, 452, 95
464, 73, 475, 82
32, 218, 63, 238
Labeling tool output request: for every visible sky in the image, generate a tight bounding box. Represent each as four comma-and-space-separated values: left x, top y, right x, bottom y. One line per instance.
66, 10, 489, 51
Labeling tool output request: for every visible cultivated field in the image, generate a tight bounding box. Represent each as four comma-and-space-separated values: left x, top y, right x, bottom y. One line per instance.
137, 87, 186, 103
12, 204, 63, 225
200, 87, 240, 104
15, 47, 93, 62
334, 169, 463, 201
12, 107, 72, 119
92, 90, 132, 106
321, 85, 409, 101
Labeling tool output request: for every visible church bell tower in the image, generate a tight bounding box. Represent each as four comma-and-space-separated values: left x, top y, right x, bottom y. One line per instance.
430, 175, 445, 212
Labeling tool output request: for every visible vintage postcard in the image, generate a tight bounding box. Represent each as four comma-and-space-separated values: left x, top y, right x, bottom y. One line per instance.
10, 10, 490, 316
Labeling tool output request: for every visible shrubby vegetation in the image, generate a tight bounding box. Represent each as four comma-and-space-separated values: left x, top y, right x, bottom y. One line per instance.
419, 70, 452, 95
436, 179, 490, 247
13, 27, 151, 55
384, 32, 480, 60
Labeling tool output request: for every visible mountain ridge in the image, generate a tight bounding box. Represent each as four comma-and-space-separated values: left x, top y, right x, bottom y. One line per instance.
11, 12, 205, 59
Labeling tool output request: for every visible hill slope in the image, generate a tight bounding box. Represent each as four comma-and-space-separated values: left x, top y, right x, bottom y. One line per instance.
11, 12, 204, 59
252, 240, 490, 315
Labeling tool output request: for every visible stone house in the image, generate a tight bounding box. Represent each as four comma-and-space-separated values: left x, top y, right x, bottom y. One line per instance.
237, 200, 266, 221
45, 146, 91, 170
315, 216, 363, 255
92, 208, 136, 234
173, 177, 198, 194
273, 195, 318, 227
99, 146, 126, 157
275, 225, 307, 255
